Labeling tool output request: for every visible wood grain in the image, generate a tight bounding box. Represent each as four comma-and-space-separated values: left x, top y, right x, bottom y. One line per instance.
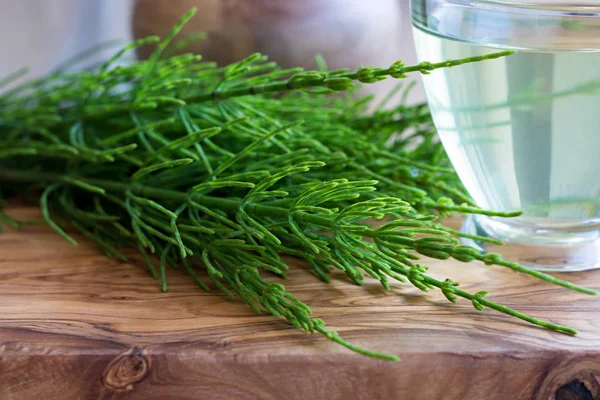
0, 205, 599, 400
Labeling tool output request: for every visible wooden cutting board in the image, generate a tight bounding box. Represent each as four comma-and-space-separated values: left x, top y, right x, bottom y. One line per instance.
0, 205, 599, 400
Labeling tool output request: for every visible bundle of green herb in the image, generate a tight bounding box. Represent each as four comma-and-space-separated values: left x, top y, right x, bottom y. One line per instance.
0, 9, 596, 360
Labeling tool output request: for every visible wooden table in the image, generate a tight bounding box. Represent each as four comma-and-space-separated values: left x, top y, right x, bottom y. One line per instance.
0, 205, 599, 400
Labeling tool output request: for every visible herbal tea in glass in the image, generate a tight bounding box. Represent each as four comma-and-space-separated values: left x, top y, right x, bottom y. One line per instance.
412, 0, 600, 271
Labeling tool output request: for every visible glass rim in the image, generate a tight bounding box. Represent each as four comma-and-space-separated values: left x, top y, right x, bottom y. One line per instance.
412, 0, 600, 51
468, 0, 600, 12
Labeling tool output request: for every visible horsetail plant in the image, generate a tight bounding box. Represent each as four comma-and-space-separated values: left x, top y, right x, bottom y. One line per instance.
0, 9, 596, 361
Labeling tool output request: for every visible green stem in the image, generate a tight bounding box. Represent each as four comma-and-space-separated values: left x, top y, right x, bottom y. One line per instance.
2, 167, 596, 297
314, 325, 399, 361
72, 51, 515, 123
187, 52, 514, 103
420, 275, 577, 335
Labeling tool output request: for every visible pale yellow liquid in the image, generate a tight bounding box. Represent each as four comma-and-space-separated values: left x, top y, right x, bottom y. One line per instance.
413, 26, 600, 228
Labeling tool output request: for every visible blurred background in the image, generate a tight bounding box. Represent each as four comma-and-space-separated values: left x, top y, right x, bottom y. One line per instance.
0, 0, 424, 103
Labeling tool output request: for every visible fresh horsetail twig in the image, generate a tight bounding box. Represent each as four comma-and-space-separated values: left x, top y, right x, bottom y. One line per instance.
0, 8, 596, 361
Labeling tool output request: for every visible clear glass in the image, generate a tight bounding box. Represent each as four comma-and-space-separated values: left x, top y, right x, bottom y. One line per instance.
411, 0, 600, 271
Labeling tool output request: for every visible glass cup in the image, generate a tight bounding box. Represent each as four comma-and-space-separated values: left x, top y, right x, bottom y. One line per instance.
411, 0, 600, 271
